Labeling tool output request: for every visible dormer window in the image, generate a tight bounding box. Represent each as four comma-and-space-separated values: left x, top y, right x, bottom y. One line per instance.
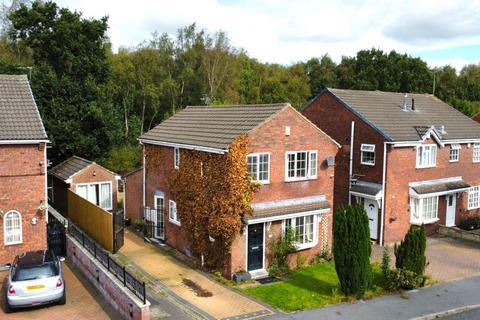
416, 145, 436, 168
360, 144, 375, 166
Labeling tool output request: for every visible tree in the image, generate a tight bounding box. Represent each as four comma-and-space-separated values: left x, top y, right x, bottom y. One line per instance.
333, 205, 372, 297
9, 1, 112, 164
305, 54, 338, 96
394, 225, 427, 276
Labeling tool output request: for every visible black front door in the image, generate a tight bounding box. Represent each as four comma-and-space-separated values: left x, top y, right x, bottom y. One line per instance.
247, 223, 264, 271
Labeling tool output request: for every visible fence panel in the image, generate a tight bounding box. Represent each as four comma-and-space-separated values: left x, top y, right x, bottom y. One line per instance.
67, 190, 114, 252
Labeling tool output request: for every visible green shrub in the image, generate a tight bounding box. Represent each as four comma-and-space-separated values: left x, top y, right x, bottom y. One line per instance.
458, 215, 480, 230
385, 268, 423, 291
381, 246, 391, 279
268, 227, 297, 277
394, 225, 426, 276
333, 205, 372, 297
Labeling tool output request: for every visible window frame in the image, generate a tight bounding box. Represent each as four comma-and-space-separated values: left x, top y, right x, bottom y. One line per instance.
449, 144, 461, 162
282, 214, 318, 250
174, 147, 180, 169
284, 150, 318, 182
4, 210, 22, 245
410, 196, 439, 224
169, 200, 180, 226
75, 181, 113, 210
473, 143, 480, 163
468, 186, 480, 210
416, 144, 437, 168
360, 144, 376, 166
247, 153, 270, 183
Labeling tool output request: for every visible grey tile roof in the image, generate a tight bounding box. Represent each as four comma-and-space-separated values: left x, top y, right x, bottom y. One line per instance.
351, 183, 382, 196
246, 201, 330, 221
49, 156, 93, 181
326, 88, 480, 142
140, 103, 289, 150
411, 180, 471, 195
0, 75, 47, 141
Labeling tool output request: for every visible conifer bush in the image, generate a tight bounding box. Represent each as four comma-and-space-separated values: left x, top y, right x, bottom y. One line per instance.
333, 205, 372, 297
394, 225, 427, 276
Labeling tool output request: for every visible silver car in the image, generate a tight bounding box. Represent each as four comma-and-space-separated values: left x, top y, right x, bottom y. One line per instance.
4, 250, 66, 312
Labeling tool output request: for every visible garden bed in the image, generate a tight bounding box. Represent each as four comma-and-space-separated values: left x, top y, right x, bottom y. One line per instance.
240, 261, 385, 312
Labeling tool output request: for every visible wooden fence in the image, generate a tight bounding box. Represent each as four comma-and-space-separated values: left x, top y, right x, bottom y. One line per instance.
67, 190, 114, 252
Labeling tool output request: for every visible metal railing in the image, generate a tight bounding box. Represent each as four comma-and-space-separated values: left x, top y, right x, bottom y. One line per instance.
68, 223, 146, 304
143, 207, 165, 239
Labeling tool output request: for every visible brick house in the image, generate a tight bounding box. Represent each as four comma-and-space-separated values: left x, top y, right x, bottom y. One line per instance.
473, 112, 480, 124
302, 88, 480, 244
49, 156, 120, 215
123, 168, 143, 221
0, 75, 49, 264
139, 103, 339, 278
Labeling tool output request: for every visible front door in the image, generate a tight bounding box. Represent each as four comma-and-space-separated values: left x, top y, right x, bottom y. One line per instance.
364, 199, 378, 240
247, 223, 264, 271
154, 196, 165, 239
446, 194, 456, 227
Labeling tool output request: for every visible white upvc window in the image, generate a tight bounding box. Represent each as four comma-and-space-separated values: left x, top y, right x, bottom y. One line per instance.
468, 186, 480, 209
169, 200, 180, 225
76, 181, 113, 210
449, 144, 461, 162
416, 145, 437, 168
247, 153, 270, 183
174, 147, 180, 169
283, 214, 318, 250
473, 143, 480, 163
360, 144, 375, 166
4, 210, 22, 245
410, 196, 439, 224
285, 151, 318, 181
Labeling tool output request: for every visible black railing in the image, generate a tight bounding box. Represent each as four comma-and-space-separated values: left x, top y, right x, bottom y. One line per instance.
68, 223, 146, 304
143, 207, 165, 239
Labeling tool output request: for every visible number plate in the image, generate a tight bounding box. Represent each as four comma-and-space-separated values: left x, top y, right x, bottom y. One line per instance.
27, 285, 45, 290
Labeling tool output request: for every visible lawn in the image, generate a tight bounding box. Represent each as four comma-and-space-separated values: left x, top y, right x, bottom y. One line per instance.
241, 261, 385, 312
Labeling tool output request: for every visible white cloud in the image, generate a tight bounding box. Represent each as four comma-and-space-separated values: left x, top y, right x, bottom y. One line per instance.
57, 0, 480, 68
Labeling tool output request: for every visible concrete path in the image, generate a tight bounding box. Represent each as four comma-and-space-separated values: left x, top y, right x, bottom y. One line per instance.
119, 230, 273, 320
372, 235, 480, 282
271, 275, 480, 320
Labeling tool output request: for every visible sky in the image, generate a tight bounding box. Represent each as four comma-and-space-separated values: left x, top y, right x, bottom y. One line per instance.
57, 0, 480, 70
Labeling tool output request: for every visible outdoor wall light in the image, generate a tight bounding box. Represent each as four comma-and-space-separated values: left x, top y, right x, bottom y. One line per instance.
31, 217, 38, 225
38, 201, 48, 213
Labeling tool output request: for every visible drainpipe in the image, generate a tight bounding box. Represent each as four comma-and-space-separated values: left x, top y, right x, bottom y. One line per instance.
348, 121, 355, 205
380, 142, 387, 245
142, 143, 146, 210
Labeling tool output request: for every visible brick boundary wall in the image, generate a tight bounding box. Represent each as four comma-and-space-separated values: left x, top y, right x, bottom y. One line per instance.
66, 234, 150, 320
438, 226, 480, 244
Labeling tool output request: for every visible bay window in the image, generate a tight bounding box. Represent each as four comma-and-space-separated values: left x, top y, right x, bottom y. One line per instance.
416, 145, 437, 168
247, 153, 270, 183
468, 186, 480, 209
286, 151, 318, 181
410, 196, 438, 224
284, 215, 317, 249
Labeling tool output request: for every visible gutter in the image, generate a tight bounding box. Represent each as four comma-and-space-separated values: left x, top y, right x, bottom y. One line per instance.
138, 139, 226, 154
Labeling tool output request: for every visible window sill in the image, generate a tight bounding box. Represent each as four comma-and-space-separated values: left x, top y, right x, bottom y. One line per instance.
295, 240, 318, 251
252, 181, 270, 185
410, 218, 439, 225
449, 160, 459, 163
4, 241, 23, 246
416, 165, 436, 169
468, 206, 480, 210
169, 219, 181, 226
361, 162, 375, 166
285, 177, 317, 183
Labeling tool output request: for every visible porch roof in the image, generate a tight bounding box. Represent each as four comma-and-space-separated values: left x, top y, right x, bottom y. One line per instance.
350, 181, 383, 200
246, 200, 330, 222
410, 178, 471, 196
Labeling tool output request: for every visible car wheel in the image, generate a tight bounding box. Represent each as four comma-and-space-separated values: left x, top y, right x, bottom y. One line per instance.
4, 295, 13, 313
58, 289, 66, 305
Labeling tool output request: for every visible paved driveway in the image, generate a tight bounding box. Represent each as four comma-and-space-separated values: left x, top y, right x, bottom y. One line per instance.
0, 261, 118, 320
372, 235, 480, 282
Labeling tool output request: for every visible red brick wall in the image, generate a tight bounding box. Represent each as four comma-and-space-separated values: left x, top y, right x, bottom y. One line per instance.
124, 169, 143, 221
0, 144, 47, 264
70, 163, 119, 213
384, 138, 480, 242
302, 92, 385, 209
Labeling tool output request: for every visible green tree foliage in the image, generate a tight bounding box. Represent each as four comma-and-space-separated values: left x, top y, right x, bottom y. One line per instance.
101, 145, 141, 175
333, 205, 372, 297
394, 225, 427, 276
268, 227, 297, 277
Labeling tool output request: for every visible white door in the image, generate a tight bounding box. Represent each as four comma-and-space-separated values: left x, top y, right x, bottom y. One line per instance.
364, 199, 378, 240
446, 194, 456, 227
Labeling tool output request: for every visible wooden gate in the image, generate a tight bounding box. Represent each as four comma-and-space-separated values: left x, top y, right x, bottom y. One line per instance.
113, 210, 124, 252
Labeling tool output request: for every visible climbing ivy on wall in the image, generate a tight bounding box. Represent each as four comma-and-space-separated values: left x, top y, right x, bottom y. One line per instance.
167, 135, 259, 270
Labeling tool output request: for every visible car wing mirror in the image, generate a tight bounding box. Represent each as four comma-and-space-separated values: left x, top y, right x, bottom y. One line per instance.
59, 257, 66, 262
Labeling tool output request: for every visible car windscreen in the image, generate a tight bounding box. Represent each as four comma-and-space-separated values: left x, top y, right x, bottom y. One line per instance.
12, 263, 59, 281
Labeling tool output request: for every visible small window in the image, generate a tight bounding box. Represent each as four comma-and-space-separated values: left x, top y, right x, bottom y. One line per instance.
4, 210, 22, 245
473, 143, 480, 163
174, 147, 180, 169
169, 200, 180, 225
285, 151, 317, 181
468, 186, 480, 209
247, 153, 270, 183
450, 144, 460, 162
360, 144, 375, 166
416, 145, 437, 168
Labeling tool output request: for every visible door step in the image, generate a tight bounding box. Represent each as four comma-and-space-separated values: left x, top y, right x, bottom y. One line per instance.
249, 269, 269, 279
